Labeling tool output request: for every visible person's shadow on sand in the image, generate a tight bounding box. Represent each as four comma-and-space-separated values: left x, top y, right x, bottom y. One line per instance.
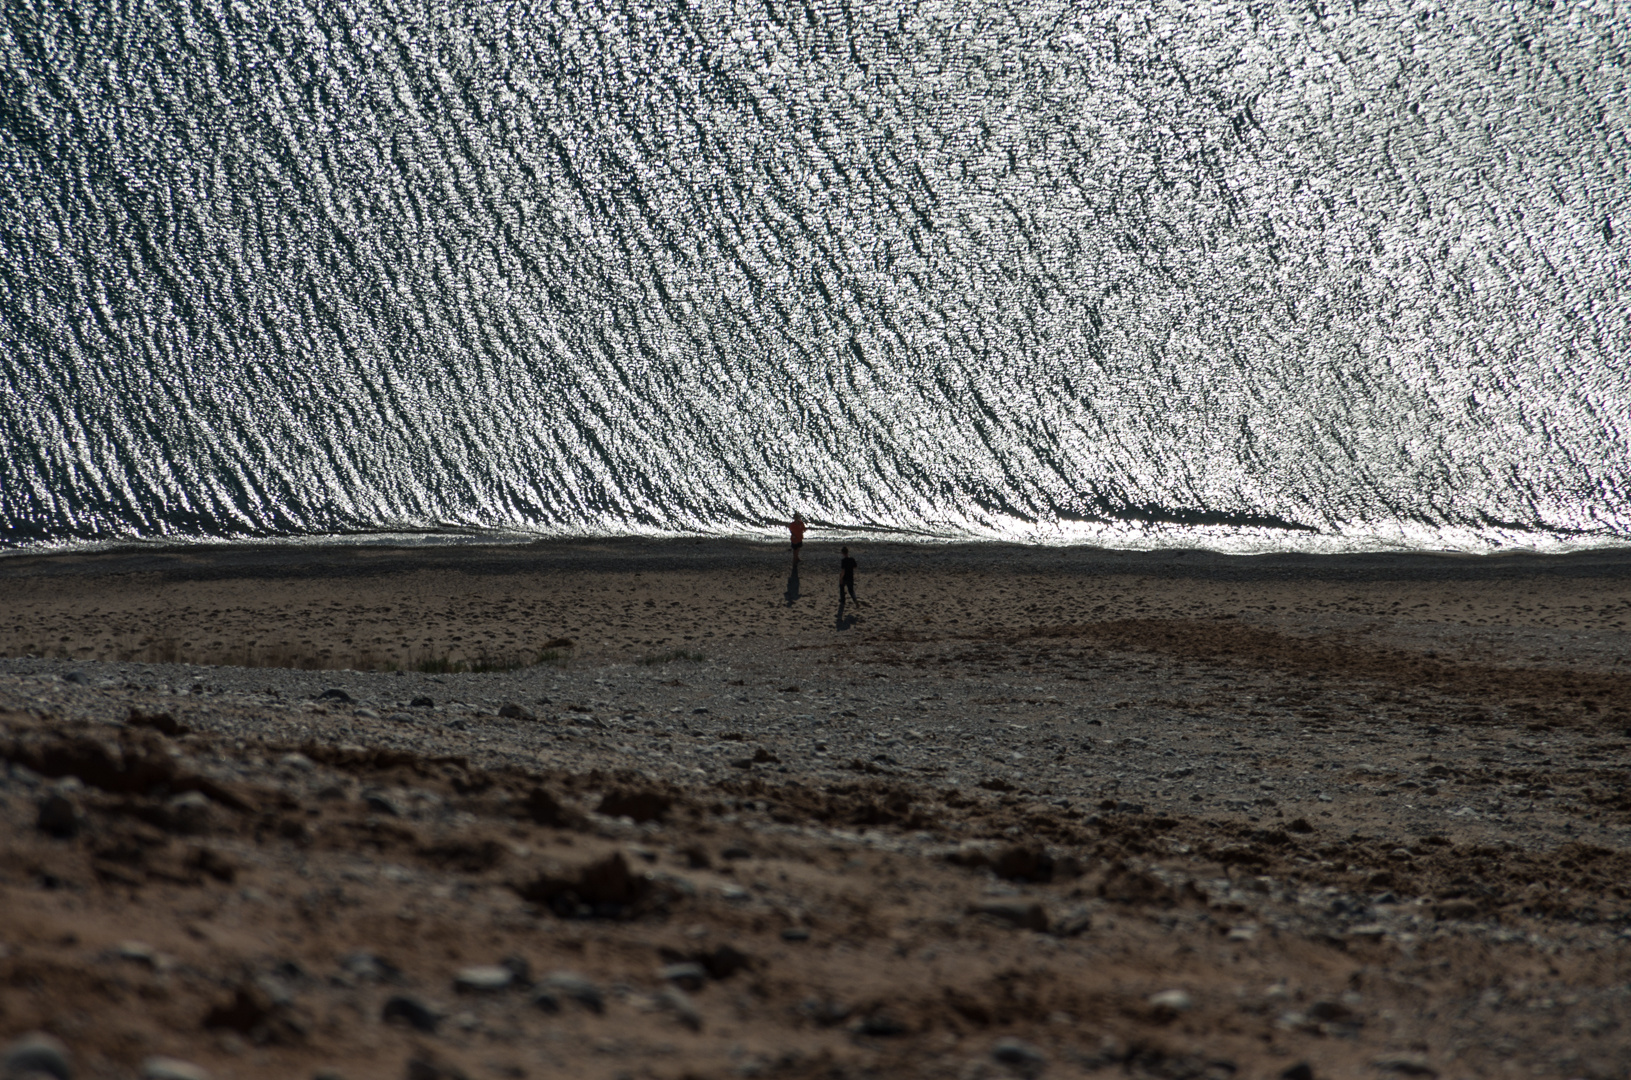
835, 612, 857, 631
784, 566, 800, 606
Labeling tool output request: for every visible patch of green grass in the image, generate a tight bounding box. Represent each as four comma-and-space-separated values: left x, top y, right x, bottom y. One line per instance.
639, 648, 707, 666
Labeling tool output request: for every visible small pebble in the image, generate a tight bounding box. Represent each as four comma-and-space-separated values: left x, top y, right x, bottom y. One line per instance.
659, 962, 708, 990
381, 994, 439, 1033
1147, 989, 1193, 1014
453, 965, 512, 993
2, 1033, 71, 1080
991, 1036, 1047, 1076
140, 1058, 210, 1080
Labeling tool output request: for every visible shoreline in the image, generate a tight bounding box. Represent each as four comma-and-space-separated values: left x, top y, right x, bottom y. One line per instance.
2, 539, 1630, 1077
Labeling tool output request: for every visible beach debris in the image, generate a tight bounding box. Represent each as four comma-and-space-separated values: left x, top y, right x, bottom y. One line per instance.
2, 1032, 71, 1080
381, 994, 440, 1033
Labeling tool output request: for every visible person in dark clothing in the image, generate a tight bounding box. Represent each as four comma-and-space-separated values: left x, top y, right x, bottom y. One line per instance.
838, 546, 858, 611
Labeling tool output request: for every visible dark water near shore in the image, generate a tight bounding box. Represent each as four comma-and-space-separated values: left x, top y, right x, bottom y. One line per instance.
2, 0, 1628, 554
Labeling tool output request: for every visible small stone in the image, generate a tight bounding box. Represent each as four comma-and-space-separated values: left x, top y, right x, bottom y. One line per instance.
381, 994, 439, 1033
278, 753, 314, 771
3, 1033, 71, 1080
340, 952, 398, 983
385, 713, 416, 724
403, 1055, 469, 1080
656, 987, 702, 1030
780, 927, 811, 942
140, 1058, 210, 1080
969, 899, 1049, 932
532, 972, 602, 1014
62, 671, 90, 685
991, 1036, 1046, 1077
1147, 989, 1193, 1015
659, 962, 708, 990
363, 793, 403, 816
1280, 1065, 1315, 1080
35, 792, 80, 838
116, 941, 158, 966
1372, 1054, 1436, 1077
410, 696, 435, 707
317, 688, 354, 703
453, 965, 512, 993
497, 703, 536, 721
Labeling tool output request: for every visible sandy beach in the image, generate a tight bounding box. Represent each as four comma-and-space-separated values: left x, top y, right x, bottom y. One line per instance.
2, 539, 1630, 1080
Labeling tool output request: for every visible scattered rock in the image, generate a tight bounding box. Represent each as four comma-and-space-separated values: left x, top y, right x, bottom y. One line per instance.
991, 1036, 1047, 1078
341, 952, 400, 984
780, 927, 811, 942
969, 899, 1049, 932
531, 972, 603, 1014
1147, 989, 1193, 1018
363, 792, 404, 817
202, 977, 307, 1044
128, 709, 187, 736
2, 1033, 71, 1080
853, 1012, 907, 1037
656, 987, 703, 1030
659, 962, 708, 990
496, 703, 535, 721
453, 965, 513, 993
403, 1053, 469, 1080
991, 843, 1053, 883
409, 696, 435, 708
596, 789, 672, 823
317, 689, 354, 703
518, 787, 579, 828
513, 851, 651, 917
381, 994, 439, 1033
384, 713, 416, 724
1372, 1054, 1436, 1077
140, 1058, 210, 1080
1431, 898, 1480, 920
1280, 1064, 1315, 1080
35, 792, 80, 838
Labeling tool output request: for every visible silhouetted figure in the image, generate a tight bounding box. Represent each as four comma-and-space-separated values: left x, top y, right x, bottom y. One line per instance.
787, 512, 806, 563
838, 546, 858, 612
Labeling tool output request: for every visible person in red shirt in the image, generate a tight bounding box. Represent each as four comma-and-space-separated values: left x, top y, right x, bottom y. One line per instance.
788, 513, 807, 563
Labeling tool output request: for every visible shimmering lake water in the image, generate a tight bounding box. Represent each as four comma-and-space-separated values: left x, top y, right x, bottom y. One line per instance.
2, 0, 1627, 552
